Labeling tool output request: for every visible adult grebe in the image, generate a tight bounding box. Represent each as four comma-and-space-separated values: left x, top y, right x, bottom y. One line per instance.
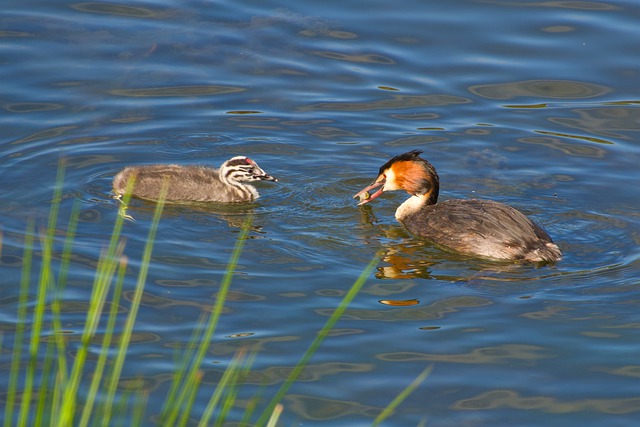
113, 156, 277, 204
354, 150, 561, 262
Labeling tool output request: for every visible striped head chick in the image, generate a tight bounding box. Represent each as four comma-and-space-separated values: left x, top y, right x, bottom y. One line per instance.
219, 156, 278, 186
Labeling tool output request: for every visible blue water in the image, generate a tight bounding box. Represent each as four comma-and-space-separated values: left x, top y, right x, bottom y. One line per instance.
2, 0, 640, 425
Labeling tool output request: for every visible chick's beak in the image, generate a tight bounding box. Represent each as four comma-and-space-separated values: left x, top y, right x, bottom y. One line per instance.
353, 176, 386, 206
254, 169, 278, 182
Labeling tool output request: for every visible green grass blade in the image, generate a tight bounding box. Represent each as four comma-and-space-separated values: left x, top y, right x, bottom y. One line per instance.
198, 369, 233, 427
100, 184, 166, 426
372, 365, 433, 426
265, 403, 283, 427
161, 216, 252, 425
33, 331, 58, 426
198, 349, 247, 427
78, 254, 129, 427
131, 391, 149, 427
113, 388, 135, 427
50, 369, 65, 427
37, 238, 76, 426
5, 219, 35, 427
55, 198, 81, 291
255, 252, 383, 427
46, 158, 66, 242
212, 349, 255, 427
175, 371, 203, 427
160, 310, 208, 420
19, 165, 66, 426
41, 199, 81, 424
240, 393, 260, 427
58, 242, 124, 425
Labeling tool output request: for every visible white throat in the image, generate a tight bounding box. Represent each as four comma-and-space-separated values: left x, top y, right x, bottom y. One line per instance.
219, 168, 259, 201
395, 195, 426, 222
244, 184, 259, 200
234, 182, 259, 201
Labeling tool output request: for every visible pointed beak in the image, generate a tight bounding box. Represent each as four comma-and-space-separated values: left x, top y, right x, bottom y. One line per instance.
257, 173, 278, 182
353, 176, 386, 206
253, 169, 278, 182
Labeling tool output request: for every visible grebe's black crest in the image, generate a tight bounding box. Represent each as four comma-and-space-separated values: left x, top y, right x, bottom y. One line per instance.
378, 149, 424, 176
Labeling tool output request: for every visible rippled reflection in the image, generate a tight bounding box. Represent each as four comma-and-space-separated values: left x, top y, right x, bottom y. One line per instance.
484, 1, 620, 11
518, 135, 607, 157
71, 2, 160, 18
453, 389, 640, 414
378, 344, 552, 364
469, 80, 611, 100
4, 102, 64, 113
124, 290, 219, 310
109, 85, 246, 97
385, 135, 448, 146
202, 360, 373, 385
301, 94, 471, 111
317, 296, 492, 321
312, 50, 394, 64
594, 365, 640, 379
116, 201, 262, 231
549, 106, 640, 139
284, 394, 379, 421
10, 125, 77, 145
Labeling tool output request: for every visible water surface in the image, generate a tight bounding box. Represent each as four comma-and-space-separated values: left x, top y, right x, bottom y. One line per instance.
1, 0, 640, 426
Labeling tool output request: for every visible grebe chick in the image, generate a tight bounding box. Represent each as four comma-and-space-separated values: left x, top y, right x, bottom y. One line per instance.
354, 150, 561, 263
113, 156, 277, 204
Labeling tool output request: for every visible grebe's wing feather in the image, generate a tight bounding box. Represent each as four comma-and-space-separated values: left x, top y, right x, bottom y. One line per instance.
402, 199, 558, 261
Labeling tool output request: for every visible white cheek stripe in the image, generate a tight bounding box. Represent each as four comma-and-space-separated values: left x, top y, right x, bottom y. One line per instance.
383, 168, 400, 191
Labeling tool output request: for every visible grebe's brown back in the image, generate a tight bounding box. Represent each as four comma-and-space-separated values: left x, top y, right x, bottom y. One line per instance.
354, 150, 561, 263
